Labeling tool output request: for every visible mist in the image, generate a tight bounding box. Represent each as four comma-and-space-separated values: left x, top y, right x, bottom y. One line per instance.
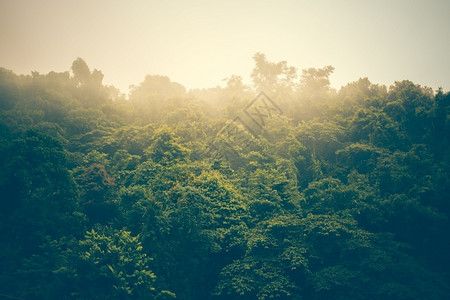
1, 1, 450, 299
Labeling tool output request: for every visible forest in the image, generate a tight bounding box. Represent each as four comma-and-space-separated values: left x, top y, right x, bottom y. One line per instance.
0, 53, 449, 299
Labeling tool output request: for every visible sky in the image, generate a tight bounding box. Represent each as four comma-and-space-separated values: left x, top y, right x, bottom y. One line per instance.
0, 0, 449, 94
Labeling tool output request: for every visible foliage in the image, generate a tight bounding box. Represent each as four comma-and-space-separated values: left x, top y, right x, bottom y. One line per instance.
1, 56, 449, 299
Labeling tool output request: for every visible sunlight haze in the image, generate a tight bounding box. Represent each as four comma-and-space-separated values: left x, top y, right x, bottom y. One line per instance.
1, 0, 449, 93
2, 2, 450, 298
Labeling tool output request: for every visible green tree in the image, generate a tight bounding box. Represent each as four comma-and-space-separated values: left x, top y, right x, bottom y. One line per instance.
251, 52, 297, 96
72, 57, 91, 86
145, 126, 190, 165
0, 131, 83, 297
75, 163, 117, 224
19, 227, 174, 299
298, 66, 335, 102
71, 57, 110, 107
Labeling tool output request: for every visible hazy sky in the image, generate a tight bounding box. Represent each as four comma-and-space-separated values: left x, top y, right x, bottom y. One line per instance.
1, 0, 449, 93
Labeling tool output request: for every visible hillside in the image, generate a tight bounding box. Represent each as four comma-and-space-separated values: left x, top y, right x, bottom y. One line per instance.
1, 56, 449, 299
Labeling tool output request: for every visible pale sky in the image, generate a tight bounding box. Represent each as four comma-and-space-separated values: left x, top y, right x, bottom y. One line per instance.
1, 0, 449, 94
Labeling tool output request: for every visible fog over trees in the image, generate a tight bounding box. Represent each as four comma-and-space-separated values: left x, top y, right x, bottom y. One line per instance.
1, 54, 449, 299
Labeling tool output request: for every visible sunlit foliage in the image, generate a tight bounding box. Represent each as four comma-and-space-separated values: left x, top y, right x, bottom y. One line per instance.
1, 55, 449, 299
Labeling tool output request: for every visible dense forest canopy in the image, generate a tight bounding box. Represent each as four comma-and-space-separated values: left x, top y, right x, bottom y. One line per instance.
1, 54, 449, 299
